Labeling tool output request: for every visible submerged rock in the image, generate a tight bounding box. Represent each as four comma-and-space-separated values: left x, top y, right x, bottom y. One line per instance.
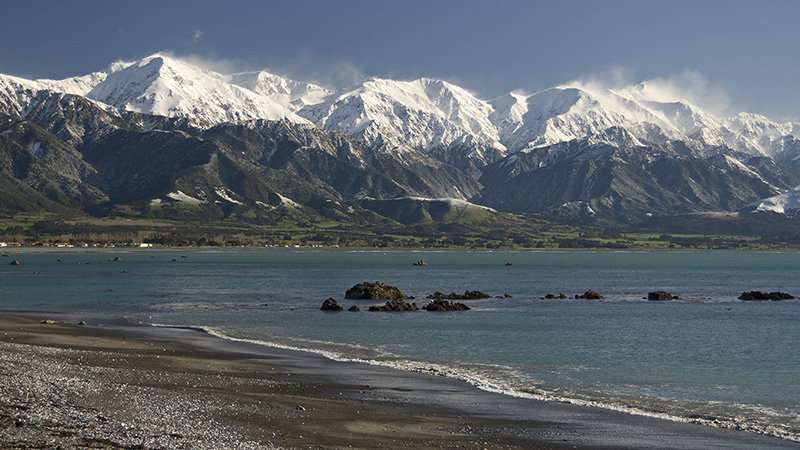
739, 291, 794, 301
10, 259, 20, 265
346, 282, 408, 300
648, 291, 678, 301
545, 293, 568, 299
426, 290, 491, 300
368, 299, 418, 312
320, 298, 344, 311
348, 305, 360, 312
424, 299, 471, 311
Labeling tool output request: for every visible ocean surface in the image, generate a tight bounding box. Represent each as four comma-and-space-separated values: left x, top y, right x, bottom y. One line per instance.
2, 249, 800, 441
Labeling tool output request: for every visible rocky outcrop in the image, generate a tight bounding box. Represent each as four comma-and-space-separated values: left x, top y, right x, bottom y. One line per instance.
348, 305, 360, 312
738, 291, 795, 301
423, 299, 471, 311
10, 259, 20, 265
320, 298, 343, 311
575, 290, 604, 299
413, 260, 427, 266
648, 291, 678, 301
346, 282, 408, 300
426, 290, 491, 300
368, 299, 418, 312
545, 293, 568, 299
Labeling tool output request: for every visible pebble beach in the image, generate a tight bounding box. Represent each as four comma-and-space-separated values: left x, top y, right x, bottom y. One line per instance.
1, 314, 798, 449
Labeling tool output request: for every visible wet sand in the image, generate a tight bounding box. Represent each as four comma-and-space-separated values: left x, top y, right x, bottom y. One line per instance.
0, 315, 796, 449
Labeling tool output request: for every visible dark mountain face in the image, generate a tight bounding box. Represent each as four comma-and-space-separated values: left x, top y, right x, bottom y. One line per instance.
476, 132, 798, 222
0, 95, 487, 225
1, 84, 799, 228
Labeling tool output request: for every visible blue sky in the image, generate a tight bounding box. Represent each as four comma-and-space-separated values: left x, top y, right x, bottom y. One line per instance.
2, 0, 799, 120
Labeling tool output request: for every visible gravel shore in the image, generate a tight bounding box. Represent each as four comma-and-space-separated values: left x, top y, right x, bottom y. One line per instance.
0, 315, 575, 449
1, 315, 797, 450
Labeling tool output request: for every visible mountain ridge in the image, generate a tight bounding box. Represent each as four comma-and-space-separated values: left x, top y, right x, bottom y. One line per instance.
2, 54, 800, 229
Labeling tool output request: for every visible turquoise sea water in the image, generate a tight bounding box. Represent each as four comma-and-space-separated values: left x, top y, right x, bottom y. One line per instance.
2, 250, 799, 441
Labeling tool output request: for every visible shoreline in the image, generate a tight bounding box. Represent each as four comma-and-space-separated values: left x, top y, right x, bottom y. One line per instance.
1, 314, 797, 449
4, 245, 799, 254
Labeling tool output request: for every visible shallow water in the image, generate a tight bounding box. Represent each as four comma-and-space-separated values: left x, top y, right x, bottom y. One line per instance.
2, 250, 799, 440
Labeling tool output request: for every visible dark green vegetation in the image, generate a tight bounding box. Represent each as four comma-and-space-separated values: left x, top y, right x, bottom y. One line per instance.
3, 210, 800, 250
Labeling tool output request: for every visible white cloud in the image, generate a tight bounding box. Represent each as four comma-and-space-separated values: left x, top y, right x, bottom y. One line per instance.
192, 30, 204, 42
564, 67, 734, 117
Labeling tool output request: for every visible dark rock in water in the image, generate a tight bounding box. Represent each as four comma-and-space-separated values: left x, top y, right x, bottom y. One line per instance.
413, 260, 428, 266
739, 291, 795, 301
346, 282, 408, 300
320, 298, 344, 311
426, 290, 491, 300
545, 293, 568, 299
424, 299, 471, 311
348, 305, 360, 312
368, 299, 418, 312
10, 259, 20, 265
505, 262, 513, 266
648, 291, 678, 301
576, 290, 604, 299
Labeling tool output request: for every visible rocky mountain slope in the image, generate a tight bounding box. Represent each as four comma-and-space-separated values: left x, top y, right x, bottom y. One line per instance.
2, 54, 800, 228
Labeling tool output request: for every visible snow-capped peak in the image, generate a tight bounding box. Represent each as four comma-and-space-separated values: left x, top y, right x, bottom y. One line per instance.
2, 54, 800, 165
84, 54, 307, 126
227, 70, 332, 110
298, 76, 505, 157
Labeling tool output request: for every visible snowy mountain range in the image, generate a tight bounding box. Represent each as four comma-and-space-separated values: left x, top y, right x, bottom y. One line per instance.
2, 53, 800, 226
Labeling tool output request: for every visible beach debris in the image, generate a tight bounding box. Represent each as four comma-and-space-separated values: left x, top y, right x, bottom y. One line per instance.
295, 405, 306, 411
575, 290, 604, 299
348, 305, 360, 312
413, 259, 428, 266
738, 291, 795, 301
426, 290, 491, 300
545, 293, 568, 299
648, 291, 679, 300
345, 281, 408, 300
40, 319, 56, 324
10, 259, 20, 265
424, 299, 471, 311
368, 299, 418, 311
320, 298, 344, 311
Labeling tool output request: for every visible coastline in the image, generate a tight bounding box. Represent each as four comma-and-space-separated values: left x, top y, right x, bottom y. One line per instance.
1, 314, 797, 449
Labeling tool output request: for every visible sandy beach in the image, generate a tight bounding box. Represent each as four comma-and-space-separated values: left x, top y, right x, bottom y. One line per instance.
0, 314, 796, 449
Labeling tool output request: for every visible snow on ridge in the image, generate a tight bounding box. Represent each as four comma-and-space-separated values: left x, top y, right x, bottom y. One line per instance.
298, 76, 506, 157
227, 70, 333, 110
750, 185, 800, 215
166, 190, 203, 204
83, 54, 308, 126
398, 196, 497, 212
214, 187, 242, 204
2, 54, 800, 162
